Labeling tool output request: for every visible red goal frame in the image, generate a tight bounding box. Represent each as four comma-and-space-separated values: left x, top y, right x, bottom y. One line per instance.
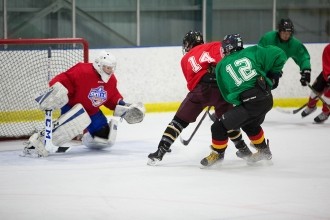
0, 38, 89, 62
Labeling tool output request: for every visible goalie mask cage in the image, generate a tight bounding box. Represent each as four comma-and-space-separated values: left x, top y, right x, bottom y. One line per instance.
0, 38, 89, 140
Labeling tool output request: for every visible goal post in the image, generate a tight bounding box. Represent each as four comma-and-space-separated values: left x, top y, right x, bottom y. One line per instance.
0, 38, 89, 140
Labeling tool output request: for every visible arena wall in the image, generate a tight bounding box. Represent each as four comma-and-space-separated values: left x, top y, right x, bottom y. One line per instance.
90, 43, 326, 113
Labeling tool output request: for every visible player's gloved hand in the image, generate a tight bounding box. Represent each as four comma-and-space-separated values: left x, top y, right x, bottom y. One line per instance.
300, 69, 311, 86
266, 71, 282, 90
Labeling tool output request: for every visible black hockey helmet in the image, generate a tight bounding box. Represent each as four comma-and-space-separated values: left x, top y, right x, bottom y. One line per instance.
182, 30, 204, 54
221, 34, 244, 56
278, 18, 294, 33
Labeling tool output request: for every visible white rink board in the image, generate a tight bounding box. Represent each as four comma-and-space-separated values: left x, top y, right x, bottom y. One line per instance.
90, 43, 326, 103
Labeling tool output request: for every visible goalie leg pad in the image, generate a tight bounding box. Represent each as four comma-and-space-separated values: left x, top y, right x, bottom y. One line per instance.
35, 82, 69, 110
52, 103, 91, 146
114, 102, 145, 124
82, 119, 118, 149
21, 104, 90, 157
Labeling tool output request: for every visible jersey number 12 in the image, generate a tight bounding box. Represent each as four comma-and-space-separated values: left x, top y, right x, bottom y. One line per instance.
225, 57, 257, 86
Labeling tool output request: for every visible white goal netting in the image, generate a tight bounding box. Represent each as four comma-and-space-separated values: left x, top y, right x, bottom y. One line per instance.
0, 38, 88, 139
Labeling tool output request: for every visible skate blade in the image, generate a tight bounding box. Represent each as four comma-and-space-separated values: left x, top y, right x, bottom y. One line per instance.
236, 155, 252, 161
147, 158, 160, 166
247, 159, 273, 166
199, 160, 224, 169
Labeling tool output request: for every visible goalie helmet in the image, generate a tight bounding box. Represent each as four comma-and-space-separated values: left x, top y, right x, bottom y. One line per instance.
221, 34, 244, 56
278, 18, 294, 33
93, 50, 117, 83
182, 30, 204, 54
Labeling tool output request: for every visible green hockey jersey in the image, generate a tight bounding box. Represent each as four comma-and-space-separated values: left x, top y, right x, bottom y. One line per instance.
215, 45, 287, 105
258, 31, 311, 71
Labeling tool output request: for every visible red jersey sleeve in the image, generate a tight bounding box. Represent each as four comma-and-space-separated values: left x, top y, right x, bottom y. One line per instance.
322, 44, 330, 80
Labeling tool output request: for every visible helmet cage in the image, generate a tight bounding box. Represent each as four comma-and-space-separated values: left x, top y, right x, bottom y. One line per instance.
93, 51, 117, 83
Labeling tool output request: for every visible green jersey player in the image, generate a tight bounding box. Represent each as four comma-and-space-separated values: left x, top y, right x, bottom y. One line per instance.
200, 34, 287, 167
258, 18, 311, 87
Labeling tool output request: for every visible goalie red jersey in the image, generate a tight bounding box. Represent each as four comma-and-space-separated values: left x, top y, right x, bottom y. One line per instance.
49, 62, 123, 116
181, 41, 224, 91
22, 50, 145, 158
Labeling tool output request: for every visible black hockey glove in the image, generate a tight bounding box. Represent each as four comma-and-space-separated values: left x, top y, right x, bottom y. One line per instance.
266, 71, 282, 90
326, 75, 330, 87
207, 64, 216, 75
300, 69, 311, 86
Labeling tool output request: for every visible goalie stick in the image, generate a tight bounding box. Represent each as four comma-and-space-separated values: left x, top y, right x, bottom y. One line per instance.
43, 48, 69, 154
44, 109, 60, 153
180, 106, 211, 146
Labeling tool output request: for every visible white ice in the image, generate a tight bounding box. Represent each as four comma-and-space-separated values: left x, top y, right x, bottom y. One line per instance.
0, 108, 329, 220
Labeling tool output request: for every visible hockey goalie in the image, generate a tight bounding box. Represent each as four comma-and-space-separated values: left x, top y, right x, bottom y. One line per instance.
22, 50, 145, 157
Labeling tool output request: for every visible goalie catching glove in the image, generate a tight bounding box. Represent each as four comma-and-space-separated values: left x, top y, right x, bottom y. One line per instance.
113, 102, 145, 124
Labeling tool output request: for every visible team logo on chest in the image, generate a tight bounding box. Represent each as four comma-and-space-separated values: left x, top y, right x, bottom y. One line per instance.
88, 86, 107, 107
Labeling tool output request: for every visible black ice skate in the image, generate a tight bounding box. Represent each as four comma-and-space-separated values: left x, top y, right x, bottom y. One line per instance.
147, 146, 171, 166
301, 106, 316, 117
235, 140, 252, 159
247, 140, 272, 164
314, 112, 330, 123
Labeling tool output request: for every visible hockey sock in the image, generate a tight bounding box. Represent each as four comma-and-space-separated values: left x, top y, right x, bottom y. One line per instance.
247, 128, 266, 149
158, 118, 185, 149
227, 129, 243, 145
307, 96, 319, 108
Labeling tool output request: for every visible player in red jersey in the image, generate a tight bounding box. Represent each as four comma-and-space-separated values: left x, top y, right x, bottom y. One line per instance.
301, 44, 330, 123
147, 31, 251, 165
22, 50, 145, 157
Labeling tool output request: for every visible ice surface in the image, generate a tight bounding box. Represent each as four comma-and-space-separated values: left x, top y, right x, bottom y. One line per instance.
0, 108, 329, 220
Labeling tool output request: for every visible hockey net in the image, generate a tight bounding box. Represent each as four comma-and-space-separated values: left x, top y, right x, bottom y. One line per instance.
0, 38, 89, 140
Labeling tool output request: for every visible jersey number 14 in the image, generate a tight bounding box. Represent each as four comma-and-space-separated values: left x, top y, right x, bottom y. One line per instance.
188, 51, 216, 73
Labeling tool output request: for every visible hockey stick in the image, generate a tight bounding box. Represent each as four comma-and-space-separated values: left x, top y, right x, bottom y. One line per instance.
276, 103, 308, 114
276, 83, 330, 114
180, 106, 211, 146
307, 83, 330, 110
207, 110, 216, 122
